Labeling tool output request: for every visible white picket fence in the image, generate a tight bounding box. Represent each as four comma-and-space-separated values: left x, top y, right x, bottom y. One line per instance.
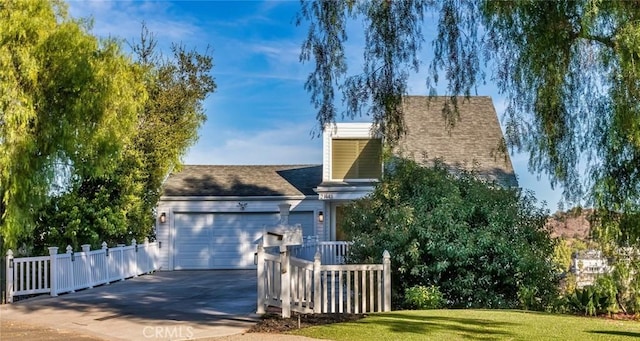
5, 239, 159, 303
257, 243, 391, 318
290, 240, 352, 265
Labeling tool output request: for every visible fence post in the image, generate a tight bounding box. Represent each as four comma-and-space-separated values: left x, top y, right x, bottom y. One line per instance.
383, 250, 391, 312
152, 239, 159, 271
313, 251, 321, 313
101, 242, 109, 285
256, 243, 265, 314
6, 250, 13, 303
66, 245, 75, 293
48, 247, 58, 297
280, 248, 291, 318
132, 239, 138, 278
117, 244, 125, 281
81, 244, 93, 288
144, 238, 150, 273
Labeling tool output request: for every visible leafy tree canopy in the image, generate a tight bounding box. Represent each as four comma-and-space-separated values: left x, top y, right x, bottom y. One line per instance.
342, 158, 559, 310
0, 0, 145, 250
1, 2, 215, 253
298, 0, 640, 248
31, 24, 215, 253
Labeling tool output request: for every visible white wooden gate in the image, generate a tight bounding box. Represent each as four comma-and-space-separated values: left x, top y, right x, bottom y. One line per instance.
256, 244, 391, 318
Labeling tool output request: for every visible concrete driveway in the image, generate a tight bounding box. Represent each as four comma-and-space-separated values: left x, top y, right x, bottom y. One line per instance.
0, 270, 258, 340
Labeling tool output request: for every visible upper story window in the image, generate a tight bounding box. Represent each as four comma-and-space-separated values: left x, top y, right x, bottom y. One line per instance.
331, 138, 382, 180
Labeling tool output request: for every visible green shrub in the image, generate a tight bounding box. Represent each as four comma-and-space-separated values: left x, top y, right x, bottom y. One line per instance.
593, 276, 619, 313
404, 285, 445, 309
567, 285, 614, 316
518, 286, 541, 311
594, 256, 640, 314
342, 158, 560, 310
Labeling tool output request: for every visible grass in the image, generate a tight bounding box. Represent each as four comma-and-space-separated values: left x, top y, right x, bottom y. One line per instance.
290, 309, 640, 341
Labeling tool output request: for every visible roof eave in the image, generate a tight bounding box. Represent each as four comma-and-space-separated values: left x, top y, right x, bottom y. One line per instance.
159, 194, 318, 201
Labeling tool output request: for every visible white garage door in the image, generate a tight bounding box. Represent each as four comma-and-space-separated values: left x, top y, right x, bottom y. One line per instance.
173, 212, 314, 270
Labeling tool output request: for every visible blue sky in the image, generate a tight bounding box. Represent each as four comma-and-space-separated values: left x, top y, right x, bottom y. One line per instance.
67, 0, 564, 211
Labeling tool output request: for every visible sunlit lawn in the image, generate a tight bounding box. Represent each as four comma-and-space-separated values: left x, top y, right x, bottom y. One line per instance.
290, 309, 640, 341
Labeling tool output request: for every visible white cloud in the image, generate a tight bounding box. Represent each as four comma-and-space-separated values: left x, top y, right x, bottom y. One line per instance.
250, 43, 301, 65
185, 122, 322, 165
209, 37, 311, 83
67, 1, 202, 45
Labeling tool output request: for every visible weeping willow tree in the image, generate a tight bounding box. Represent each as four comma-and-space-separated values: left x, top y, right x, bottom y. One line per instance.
0, 0, 145, 251
298, 0, 640, 249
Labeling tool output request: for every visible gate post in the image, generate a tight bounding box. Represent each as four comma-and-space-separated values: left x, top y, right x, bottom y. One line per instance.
48, 247, 58, 297
313, 251, 321, 313
280, 248, 291, 318
383, 250, 391, 312
256, 243, 266, 314
6, 250, 13, 303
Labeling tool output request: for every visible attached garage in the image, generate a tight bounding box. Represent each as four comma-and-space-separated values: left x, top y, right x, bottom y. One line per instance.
173, 211, 314, 270
156, 165, 324, 270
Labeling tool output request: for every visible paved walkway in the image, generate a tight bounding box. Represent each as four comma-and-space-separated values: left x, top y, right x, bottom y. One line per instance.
0, 270, 263, 340
0, 319, 321, 341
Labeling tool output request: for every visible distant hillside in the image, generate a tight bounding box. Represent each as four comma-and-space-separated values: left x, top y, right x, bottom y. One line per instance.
545, 208, 593, 240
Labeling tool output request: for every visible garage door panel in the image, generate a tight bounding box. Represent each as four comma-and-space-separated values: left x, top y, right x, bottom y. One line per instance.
174, 246, 211, 270
176, 236, 210, 243
211, 254, 255, 268
175, 258, 209, 269
211, 232, 264, 243
175, 213, 212, 226
211, 229, 265, 237
173, 213, 212, 269
207, 244, 252, 252
214, 229, 271, 236
210, 250, 254, 257
176, 228, 209, 236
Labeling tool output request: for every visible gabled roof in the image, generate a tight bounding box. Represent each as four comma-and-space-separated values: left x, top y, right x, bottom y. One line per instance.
162, 165, 322, 197
163, 97, 516, 198
396, 96, 518, 187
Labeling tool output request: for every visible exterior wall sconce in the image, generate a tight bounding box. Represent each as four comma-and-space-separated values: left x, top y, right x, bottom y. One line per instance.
159, 212, 167, 224
318, 211, 324, 223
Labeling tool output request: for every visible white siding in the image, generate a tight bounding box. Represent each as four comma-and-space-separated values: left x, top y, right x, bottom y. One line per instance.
155, 201, 172, 270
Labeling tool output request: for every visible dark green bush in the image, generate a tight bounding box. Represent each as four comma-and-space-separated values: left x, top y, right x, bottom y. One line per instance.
342, 158, 560, 310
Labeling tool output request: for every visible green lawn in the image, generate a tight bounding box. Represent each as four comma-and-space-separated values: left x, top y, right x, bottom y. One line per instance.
290, 310, 640, 341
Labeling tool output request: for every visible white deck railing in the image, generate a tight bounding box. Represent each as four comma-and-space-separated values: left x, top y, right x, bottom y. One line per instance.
5, 239, 159, 303
290, 241, 352, 265
257, 244, 391, 318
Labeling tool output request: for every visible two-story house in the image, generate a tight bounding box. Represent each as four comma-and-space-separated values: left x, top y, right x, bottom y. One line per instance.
155, 96, 517, 270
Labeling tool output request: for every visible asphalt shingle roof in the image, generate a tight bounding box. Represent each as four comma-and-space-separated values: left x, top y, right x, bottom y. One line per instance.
396, 96, 518, 187
162, 165, 322, 197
